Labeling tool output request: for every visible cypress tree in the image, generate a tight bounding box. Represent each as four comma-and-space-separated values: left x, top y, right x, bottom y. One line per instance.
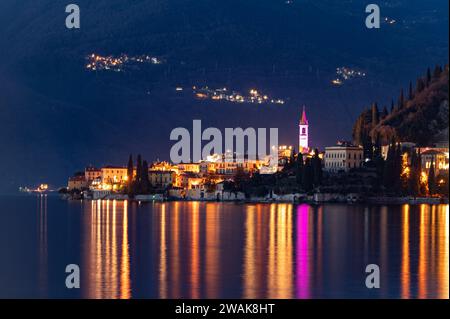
302, 158, 313, 192
296, 152, 304, 186
381, 106, 388, 119
426, 67, 432, 86
127, 154, 133, 194
417, 150, 422, 194
289, 148, 296, 168
428, 158, 436, 195
141, 160, 150, 194
312, 148, 322, 187
371, 102, 379, 127
408, 150, 420, 197
363, 133, 373, 160
373, 133, 381, 159
390, 99, 395, 113
398, 89, 405, 110
136, 154, 142, 193
416, 78, 425, 93
433, 65, 442, 78
373, 133, 385, 184
383, 138, 396, 190
408, 81, 414, 100
136, 155, 142, 182
352, 116, 364, 146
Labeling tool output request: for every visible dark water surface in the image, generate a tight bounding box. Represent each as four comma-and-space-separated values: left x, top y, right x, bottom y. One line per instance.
0, 195, 448, 299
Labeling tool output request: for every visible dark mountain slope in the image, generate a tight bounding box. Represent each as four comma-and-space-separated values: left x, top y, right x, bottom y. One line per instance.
353, 65, 449, 146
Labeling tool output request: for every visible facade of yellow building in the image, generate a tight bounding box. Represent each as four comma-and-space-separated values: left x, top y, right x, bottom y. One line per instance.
149, 170, 176, 188
101, 166, 128, 188
85, 167, 102, 181
68, 175, 88, 191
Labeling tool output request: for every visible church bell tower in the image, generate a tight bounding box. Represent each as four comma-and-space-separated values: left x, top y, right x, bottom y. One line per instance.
299, 106, 309, 154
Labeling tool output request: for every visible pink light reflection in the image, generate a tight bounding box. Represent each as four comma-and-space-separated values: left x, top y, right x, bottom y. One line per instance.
296, 204, 310, 298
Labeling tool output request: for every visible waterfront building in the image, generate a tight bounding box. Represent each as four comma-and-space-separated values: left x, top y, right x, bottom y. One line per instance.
174, 172, 203, 189
381, 142, 416, 160
148, 170, 176, 188
324, 142, 364, 173
278, 145, 293, 166
379, 143, 448, 176
177, 163, 201, 173
214, 160, 263, 175
85, 166, 102, 181
420, 149, 449, 176
101, 166, 128, 189
68, 175, 88, 191
150, 161, 178, 173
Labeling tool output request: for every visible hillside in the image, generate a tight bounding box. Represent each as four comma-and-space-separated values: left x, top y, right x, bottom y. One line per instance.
353, 65, 449, 146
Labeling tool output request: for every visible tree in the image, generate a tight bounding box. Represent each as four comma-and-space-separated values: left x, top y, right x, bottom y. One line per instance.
426, 67, 432, 86
393, 142, 403, 193
127, 154, 134, 195
312, 149, 323, 187
141, 160, 150, 193
135, 154, 142, 193
433, 65, 442, 79
301, 158, 313, 192
352, 109, 372, 146
136, 155, 142, 183
289, 148, 296, 168
390, 99, 395, 113
363, 133, 373, 160
352, 116, 364, 146
398, 89, 405, 110
408, 150, 421, 197
428, 158, 436, 195
371, 102, 379, 127
416, 77, 425, 93
381, 106, 388, 119
296, 152, 304, 186
204, 176, 217, 193
408, 81, 414, 100
373, 133, 385, 184
383, 138, 396, 190
233, 167, 250, 193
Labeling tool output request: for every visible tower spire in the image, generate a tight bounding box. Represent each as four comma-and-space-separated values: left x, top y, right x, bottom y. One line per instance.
300, 105, 308, 125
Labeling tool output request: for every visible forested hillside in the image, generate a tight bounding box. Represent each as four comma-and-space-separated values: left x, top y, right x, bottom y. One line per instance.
353, 65, 449, 146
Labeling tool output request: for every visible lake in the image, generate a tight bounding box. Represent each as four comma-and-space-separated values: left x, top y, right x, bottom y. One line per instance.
0, 195, 448, 299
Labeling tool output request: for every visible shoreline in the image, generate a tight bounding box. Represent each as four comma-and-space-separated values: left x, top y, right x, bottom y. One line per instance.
60, 193, 449, 205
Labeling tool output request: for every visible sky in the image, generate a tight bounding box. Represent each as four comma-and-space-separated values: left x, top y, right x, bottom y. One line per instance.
0, 0, 448, 192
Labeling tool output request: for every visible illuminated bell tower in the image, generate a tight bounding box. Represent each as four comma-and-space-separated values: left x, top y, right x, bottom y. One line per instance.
299, 105, 309, 154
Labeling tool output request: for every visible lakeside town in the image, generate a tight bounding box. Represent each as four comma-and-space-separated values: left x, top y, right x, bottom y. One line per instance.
59, 104, 449, 204
54, 65, 449, 204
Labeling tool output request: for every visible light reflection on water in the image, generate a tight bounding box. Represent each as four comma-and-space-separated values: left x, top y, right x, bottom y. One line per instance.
0, 196, 448, 299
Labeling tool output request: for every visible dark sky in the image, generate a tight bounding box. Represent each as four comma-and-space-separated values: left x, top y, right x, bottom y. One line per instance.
0, 0, 448, 192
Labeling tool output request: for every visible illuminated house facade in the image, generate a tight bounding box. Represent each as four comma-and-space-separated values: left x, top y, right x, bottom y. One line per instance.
278, 145, 293, 165
149, 170, 176, 188
85, 167, 102, 181
324, 142, 364, 172
101, 166, 128, 188
420, 149, 449, 176
68, 175, 88, 190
